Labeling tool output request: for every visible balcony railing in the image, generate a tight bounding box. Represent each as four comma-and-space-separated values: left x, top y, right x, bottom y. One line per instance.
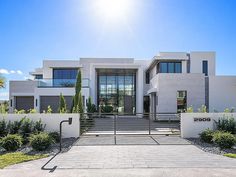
37, 78, 90, 88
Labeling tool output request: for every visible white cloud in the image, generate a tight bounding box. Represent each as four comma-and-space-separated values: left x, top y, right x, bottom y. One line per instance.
0, 69, 10, 74
0, 69, 23, 75
16, 70, 23, 75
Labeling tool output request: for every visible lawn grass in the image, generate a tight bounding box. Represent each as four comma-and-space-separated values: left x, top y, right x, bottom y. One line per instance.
0, 152, 48, 169
223, 153, 236, 158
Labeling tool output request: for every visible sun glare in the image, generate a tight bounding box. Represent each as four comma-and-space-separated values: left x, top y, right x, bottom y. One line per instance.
94, 0, 132, 22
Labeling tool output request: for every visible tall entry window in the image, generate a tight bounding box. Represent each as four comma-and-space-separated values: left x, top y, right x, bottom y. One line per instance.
177, 91, 187, 113
53, 68, 78, 87
97, 69, 136, 114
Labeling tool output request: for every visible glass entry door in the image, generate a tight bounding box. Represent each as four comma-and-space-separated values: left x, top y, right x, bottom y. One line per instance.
97, 69, 136, 114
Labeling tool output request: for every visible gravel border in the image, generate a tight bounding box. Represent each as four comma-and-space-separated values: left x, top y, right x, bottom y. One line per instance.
0, 138, 77, 156
187, 138, 236, 155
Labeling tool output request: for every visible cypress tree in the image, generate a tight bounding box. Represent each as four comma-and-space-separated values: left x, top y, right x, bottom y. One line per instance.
59, 93, 67, 113
74, 70, 82, 108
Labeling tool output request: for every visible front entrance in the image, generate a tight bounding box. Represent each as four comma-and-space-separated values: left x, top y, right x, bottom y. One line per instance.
96, 69, 136, 114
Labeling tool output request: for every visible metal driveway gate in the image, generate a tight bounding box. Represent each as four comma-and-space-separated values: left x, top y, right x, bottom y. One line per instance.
80, 113, 180, 136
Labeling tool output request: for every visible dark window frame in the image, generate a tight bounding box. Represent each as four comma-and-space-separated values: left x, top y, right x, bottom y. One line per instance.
145, 72, 150, 84
35, 74, 43, 79
156, 62, 182, 74
202, 60, 208, 76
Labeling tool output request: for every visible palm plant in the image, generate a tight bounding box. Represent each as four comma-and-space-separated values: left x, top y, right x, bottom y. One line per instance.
0, 75, 5, 88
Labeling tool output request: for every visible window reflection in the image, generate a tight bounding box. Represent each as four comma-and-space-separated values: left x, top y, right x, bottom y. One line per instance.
157, 62, 182, 73
53, 68, 78, 87
98, 72, 136, 114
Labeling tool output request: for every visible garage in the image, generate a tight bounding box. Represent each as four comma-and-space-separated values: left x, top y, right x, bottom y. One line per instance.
40, 96, 73, 113
15, 96, 34, 112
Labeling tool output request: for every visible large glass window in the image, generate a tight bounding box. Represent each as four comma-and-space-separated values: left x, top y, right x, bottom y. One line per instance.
159, 63, 168, 73
53, 68, 78, 87
97, 70, 136, 114
175, 63, 182, 73
168, 63, 175, 73
157, 62, 182, 73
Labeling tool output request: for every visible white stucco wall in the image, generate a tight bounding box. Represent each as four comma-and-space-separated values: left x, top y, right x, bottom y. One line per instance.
153, 73, 205, 113
209, 76, 236, 112
181, 113, 236, 138
0, 114, 80, 138
190, 52, 215, 76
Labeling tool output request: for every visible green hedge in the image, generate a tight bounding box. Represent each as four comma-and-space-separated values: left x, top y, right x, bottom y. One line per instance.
0, 134, 23, 151
213, 131, 236, 149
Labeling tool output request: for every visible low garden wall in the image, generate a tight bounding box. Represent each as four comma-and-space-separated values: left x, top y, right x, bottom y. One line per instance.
0, 114, 80, 138
181, 113, 236, 138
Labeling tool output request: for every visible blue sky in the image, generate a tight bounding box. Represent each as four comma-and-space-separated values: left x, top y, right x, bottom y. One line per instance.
0, 0, 236, 100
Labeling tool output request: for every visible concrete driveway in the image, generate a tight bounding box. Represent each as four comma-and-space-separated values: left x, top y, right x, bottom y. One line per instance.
2, 136, 236, 177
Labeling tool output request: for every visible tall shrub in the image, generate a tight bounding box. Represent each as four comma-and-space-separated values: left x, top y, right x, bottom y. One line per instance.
215, 115, 236, 134
86, 96, 96, 113
58, 93, 67, 113
8, 120, 22, 134
73, 70, 83, 114
19, 117, 34, 143
0, 119, 8, 137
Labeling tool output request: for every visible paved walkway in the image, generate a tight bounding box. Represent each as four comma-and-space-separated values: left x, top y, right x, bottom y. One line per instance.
41, 145, 236, 169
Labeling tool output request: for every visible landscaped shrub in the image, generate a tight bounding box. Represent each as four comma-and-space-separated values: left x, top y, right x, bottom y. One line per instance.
199, 129, 214, 143
0, 134, 23, 151
8, 120, 22, 134
29, 109, 37, 113
0, 119, 8, 137
14, 109, 26, 114
0, 102, 8, 114
29, 132, 53, 151
33, 119, 46, 133
46, 105, 52, 113
86, 97, 96, 113
186, 106, 193, 113
215, 115, 236, 134
49, 132, 60, 143
19, 117, 34, 143
224, 107, 235, 113
58, 93, 67, 113
101, 105, 113, 113
198, 105, 207, 113
213, 131, 236, 149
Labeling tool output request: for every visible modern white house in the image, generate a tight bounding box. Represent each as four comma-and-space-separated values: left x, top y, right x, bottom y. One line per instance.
9, 51, 236, 114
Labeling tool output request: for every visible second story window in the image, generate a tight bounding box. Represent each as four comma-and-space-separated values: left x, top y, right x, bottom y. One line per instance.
202, 60, 208, 76
157, 62, 182, 74
35, 74, 43, 79
53, 68, 78, 87
145, 72, 150, 84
